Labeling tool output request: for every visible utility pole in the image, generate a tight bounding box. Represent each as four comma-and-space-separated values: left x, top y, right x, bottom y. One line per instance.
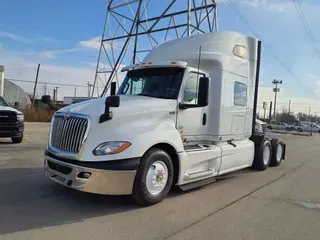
53, 88, 56, 103
263, 101, 267, 122
87, 82, 93, 97
44, 82, 47, 95
56, 87, 59, 102
32, 64, 41, 106
53, 87, 59, 102
74, 86, 77, 97
288, 100, 291, 114
269, 101, 273, 122
308, 107, 311, 121
272, 79, 282, 120
0, 66, 4, 97
308, 107, 312, 136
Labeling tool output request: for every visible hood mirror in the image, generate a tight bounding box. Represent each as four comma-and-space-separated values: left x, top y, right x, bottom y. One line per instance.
99, 95, 120, 123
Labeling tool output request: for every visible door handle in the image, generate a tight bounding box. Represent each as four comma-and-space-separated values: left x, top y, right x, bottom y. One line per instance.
202, 113, 207, 126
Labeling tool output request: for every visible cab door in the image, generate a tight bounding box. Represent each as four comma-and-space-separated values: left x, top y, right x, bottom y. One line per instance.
176, 71, 208, 143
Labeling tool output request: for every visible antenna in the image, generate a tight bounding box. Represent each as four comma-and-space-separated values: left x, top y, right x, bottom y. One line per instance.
197, 46, 202, 75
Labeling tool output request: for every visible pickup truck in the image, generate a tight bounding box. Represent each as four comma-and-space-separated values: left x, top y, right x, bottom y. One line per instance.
255, 119, 267, 135
0, 96, 24, 143
266, 121, 291, 131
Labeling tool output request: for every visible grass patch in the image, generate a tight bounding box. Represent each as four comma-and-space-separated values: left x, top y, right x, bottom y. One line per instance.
23, 108, 54, 122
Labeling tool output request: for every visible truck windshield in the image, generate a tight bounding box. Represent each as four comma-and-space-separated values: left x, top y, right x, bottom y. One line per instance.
0, 97, 8, 107
118, 67, 185, 99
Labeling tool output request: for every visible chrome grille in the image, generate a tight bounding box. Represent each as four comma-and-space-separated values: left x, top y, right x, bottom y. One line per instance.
261, 124, 267, 134
50, 115, 88, 153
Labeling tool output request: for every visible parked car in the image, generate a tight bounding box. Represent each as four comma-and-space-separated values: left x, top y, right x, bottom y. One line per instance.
304, 123, 320, 133
291, 123, 309, 132
266, 121, 291, 131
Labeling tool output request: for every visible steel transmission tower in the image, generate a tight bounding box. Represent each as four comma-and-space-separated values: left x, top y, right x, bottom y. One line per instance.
92, 0, 218, 97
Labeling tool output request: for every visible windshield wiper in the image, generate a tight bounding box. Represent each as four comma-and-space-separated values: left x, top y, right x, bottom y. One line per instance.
138, 93, 154, 97
137, 93, 174, 100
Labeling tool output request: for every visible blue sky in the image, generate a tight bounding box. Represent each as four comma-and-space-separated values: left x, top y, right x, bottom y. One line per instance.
1, 0, 320, 113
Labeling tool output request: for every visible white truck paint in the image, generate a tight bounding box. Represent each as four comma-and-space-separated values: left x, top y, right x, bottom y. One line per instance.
43, 31, 287, 206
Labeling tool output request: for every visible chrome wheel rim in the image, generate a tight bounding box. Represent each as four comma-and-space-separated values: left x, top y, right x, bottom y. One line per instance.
276, 144, 283, 161
146, 161, 168, 195
263, 146, 271, 165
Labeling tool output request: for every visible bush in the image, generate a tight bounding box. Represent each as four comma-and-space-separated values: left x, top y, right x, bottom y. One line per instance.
22, 108, 54, 122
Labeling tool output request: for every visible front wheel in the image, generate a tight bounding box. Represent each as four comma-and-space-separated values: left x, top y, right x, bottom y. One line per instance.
132, 149, 174, 206
11, 136, 23, 144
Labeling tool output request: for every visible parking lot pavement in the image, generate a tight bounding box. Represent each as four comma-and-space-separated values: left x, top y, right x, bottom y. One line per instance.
0, 123, 320, 240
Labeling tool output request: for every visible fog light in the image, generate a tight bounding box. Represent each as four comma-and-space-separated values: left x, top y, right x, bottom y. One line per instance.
77, 172, 91, 179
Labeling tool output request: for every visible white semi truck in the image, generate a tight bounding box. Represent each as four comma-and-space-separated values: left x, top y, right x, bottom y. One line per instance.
42, 31, 287, 206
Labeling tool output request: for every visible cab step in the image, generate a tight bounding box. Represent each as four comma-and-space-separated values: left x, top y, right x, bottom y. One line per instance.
178, 177, 216, 191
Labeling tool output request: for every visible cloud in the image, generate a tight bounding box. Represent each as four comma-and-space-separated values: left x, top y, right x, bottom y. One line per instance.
79, 36, 101, 49
78, 36, 125, 51
308, 74, 320, 84
38, 51, 56, 59
0, 30, 58, 44
0, 30, 28, 43
39, 37, 58, 43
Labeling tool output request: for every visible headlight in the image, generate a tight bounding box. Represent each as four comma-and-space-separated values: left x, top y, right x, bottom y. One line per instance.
93, 141, 131, 156
17, 114, 24, 122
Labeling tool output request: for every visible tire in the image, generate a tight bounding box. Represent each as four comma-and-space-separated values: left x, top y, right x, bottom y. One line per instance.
267, 126, 272, 130
132, 148, 174, 206
298, 128, 302, 132
285, 127, 290, 131
270, 139, 284, 167
252, 140, 272, 171
11, 136, 23, 144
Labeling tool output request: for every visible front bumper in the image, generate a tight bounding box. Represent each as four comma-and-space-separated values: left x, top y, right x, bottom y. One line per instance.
44, 151, 139, 195
0, 122, 24, 138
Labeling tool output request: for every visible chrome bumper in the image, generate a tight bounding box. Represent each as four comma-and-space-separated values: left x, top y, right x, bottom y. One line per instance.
44, 156, 137, 195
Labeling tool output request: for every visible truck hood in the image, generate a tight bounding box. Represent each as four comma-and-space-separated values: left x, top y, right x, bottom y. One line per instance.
256, 119, 266, 125
0, 106, 23, 114
54, 95, 180, 161
56, 95, 177, 122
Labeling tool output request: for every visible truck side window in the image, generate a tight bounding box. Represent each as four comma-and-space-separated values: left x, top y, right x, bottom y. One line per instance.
234, 81, 247, 107
183, 72, 205, 104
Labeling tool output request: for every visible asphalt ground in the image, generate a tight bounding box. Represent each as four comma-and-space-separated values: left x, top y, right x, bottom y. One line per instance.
0, 123, 319, 240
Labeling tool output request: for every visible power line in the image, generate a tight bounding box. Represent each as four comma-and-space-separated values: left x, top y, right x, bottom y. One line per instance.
292, 0, 320, 58
5, 68, 35, 71
5, 78, 105, 88
224, 0, 319, 100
